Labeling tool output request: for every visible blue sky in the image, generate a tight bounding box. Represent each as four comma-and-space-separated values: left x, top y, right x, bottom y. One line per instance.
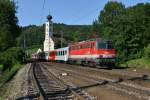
14, 0, 150, 26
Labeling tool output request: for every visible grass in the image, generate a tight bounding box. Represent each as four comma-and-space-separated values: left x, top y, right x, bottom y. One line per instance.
0, 63, 22, 87
0, 63, 23, 99
120, 58, 150, 69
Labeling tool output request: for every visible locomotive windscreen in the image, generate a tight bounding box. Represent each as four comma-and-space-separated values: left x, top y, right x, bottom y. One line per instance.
98, 41, 114, 49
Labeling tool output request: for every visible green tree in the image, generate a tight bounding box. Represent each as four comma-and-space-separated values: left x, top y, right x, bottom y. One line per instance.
0, 47, 24, 71
0, 0, 20, 51
93, 1, 150, 62
18, 24, 92, 49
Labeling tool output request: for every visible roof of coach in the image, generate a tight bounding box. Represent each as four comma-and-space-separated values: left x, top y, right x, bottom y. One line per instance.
55, 47, 69, 51
69, 38, 104, 46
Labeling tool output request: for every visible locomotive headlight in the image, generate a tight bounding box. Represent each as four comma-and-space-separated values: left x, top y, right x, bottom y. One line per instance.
104, 51, 109, 54
103, 54, 113, 58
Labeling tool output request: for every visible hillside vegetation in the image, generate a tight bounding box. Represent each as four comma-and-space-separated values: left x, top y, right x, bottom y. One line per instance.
93, 2, 150, 67
18, 24, 92, 49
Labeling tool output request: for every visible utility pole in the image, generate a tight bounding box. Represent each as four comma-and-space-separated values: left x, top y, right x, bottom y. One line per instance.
23, 35, 26, 62
61, 30, 63, 48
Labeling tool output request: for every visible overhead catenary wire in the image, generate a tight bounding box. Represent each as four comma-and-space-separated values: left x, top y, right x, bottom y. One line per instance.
40, 0, 46, 25
70, 6, 100, 24
69, 0, 119, 25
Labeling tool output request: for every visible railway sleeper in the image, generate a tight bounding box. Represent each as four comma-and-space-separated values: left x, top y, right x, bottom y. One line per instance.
47, 95, 74, 100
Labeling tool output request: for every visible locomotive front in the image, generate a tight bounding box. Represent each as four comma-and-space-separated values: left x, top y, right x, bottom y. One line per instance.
96, 40, 116, 66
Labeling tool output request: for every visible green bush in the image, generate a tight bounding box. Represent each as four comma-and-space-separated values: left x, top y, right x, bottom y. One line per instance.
144, 44, 150, 59
0, 65, 3, 71
0, 47, 24, 71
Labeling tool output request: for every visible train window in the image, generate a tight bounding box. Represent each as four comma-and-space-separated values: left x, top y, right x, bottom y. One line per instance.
61, 51, 63, 55
89, 44, 91, 48
107, 43, 114, 49
63, 51, 65, 55
88, 44, 90, 48
57, 51, 59, 56
98, 42, 107, 49
87, 44, 90, 48
82, 45, 84, 49
87, 44, 89, 48
59, 51, 61, 56
65, 50, 67, 54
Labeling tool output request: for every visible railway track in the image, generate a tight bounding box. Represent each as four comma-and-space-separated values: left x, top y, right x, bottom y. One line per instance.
21, 62, 97, 100
41, 64, 96, 100
24, 63, 74, 100
47, 62, 150, 88
27, 63, 40, 99
43, 62, 150, 100
34, 63, 74, 99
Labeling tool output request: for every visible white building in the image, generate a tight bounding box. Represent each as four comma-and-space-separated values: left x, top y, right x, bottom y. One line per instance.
44, 15, 54, 52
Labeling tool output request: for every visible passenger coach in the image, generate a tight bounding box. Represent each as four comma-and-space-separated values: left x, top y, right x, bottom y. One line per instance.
49, 47, 69, 62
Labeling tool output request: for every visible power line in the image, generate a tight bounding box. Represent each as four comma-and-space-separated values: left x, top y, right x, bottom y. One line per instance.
40, 0, 46, 24
70, 7, 100, 24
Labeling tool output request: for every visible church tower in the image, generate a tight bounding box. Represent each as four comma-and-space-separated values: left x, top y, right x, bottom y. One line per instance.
44, 15, 54, 52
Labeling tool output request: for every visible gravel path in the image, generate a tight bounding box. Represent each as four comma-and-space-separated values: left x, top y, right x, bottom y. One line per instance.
1, 64, 31, 99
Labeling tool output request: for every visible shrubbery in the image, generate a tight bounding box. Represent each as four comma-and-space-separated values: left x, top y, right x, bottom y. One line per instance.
144, 44, 150, 59
0, 47, 24, 71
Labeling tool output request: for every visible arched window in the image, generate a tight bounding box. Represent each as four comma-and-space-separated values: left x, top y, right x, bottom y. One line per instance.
65, 50, 67, 54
